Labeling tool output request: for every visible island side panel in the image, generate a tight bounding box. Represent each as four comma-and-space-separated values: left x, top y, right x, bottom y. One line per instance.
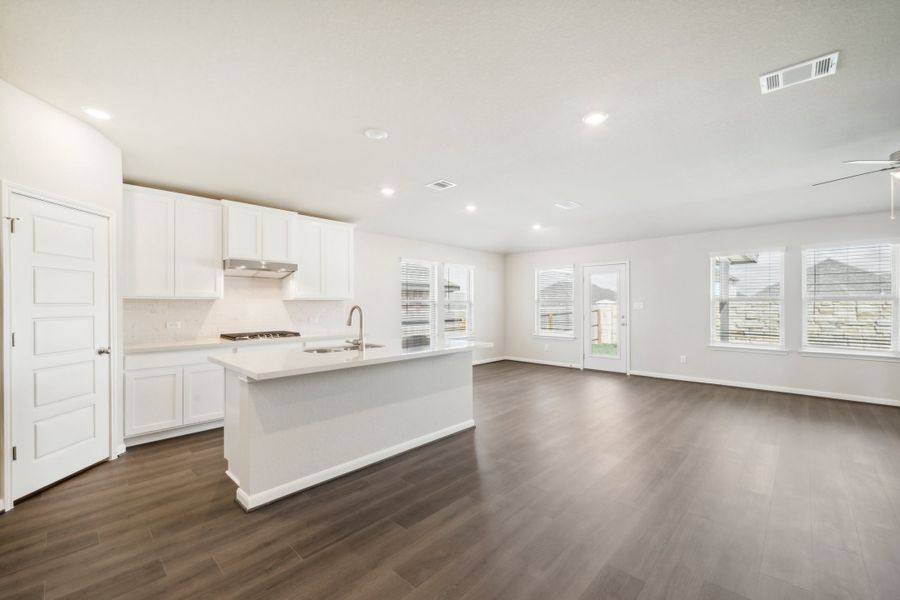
235, 350, 475, 509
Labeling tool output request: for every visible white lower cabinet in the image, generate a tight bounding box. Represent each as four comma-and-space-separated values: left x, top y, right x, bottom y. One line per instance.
124, 352, 225, 440
124, 367, 184, 436
184, 364, 226, 424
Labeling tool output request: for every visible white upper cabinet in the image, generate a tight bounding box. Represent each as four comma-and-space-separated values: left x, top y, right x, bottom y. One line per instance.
124, 185, 223, 299
262, 209, 295, 262
284, 215, 354, 300
222, 200, 263, 260
222, 200, 295, 262
175, 199, 224, 298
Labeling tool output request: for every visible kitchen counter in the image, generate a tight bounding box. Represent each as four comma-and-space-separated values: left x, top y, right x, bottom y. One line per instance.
124, 332, 353, 354
217, 337, 491, 511
208, 338, 492, 380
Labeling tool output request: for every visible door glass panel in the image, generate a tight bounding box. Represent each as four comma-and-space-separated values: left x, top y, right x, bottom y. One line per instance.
590, 272, 619, 357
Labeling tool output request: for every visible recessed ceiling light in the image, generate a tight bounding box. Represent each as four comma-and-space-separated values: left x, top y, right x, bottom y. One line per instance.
364, 128, 389, 140
582, 112, 608, 126
532, 223, 542, 231
465, 204, 477, 212
380, 187, 395, 197
81, 106, 112, 120
554, 200, 582, 210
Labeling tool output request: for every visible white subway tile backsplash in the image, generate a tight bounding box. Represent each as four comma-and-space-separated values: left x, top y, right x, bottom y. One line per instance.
123, 278, 347, 344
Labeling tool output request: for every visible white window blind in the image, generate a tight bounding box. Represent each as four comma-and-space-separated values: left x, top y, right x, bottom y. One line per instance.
535, 267, 575, 337
444, 264, 473, 338
710, 251, 784, 348
401, 259, 437, 348
803, 243, 897, 353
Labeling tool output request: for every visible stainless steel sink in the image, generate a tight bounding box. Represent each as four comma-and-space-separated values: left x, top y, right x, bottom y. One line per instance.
304, 343, 384, 354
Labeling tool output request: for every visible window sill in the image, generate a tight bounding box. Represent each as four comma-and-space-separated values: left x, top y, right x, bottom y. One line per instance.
533, 334, 576, 341
708, 344, 788, 356
799, 349, 900, 363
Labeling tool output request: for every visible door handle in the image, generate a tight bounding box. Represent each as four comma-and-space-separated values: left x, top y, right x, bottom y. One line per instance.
97, 347, 111, 355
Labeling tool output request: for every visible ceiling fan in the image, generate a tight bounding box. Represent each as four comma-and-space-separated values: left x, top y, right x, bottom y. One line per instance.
813, 150, 899, 220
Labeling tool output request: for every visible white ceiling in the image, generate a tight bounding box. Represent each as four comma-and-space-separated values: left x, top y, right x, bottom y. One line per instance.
1, 0, 899, 253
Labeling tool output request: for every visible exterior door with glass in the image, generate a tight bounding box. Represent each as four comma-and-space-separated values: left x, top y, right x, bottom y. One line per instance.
583, 263, 628, 373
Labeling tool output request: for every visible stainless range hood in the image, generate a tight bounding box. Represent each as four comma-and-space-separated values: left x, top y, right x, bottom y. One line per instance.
224, 258, 298, 279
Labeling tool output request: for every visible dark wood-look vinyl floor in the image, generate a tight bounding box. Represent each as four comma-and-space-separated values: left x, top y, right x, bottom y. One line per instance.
3, 361, 900, 599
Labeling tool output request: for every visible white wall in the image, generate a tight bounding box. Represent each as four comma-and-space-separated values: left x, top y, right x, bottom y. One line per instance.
123, 229, 505, 362
0, 78, 123, 506
505, 212, 900, 405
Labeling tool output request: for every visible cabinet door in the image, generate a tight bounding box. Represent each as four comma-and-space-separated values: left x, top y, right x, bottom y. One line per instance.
124, 368, 183, 436
183, 364, 225, 424
262, 209, 294, 263
175, 199, 223, 298
123, 188, 175, 297
224, 201, 262, 259
323, 224, 354, 299
285, 217, 324, 298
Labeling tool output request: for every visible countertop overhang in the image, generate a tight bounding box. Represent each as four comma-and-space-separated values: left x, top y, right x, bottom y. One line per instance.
208, 339, 492, 381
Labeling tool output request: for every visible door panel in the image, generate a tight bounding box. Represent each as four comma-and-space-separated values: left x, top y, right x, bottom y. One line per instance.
224, 201, 262, 259
262, 210, 293, 263
323, 225, 353, 299
10, 192, 111, 500
583, 263, 628, 373
123, 188, 175, 297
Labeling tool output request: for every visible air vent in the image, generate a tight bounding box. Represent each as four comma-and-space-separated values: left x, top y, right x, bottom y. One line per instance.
554, 201, 582, 210
426, 179, 457, 190
759, 51, 839, 94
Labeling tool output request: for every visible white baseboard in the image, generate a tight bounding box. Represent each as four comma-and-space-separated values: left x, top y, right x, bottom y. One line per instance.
501, 356, 581, 369
125, 420, 223, 447
225, 469, 240, 486
236, 419, 475, 511
0, 498, 5, 512
629, 370, 900, 408
115, 444, 126, 457
473, 356, 506, 366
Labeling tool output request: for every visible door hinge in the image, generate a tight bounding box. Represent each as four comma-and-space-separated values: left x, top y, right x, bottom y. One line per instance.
5, 216, 19, 233
11, 446, 16, 461
10, 332, 15, 347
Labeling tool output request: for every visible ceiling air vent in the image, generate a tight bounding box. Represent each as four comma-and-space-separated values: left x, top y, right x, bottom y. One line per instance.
426, 179, 457, 190
554, 201, 582, 210
759, 51, 839, 94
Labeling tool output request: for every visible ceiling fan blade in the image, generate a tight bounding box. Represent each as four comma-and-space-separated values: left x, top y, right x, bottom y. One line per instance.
843, 160, 900, 165
812, 166, 900, 186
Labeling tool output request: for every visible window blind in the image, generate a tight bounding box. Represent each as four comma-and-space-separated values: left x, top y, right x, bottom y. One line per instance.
444, 264, 473, 337
535, 267, 575, 337
710, 251, 784, 347
804, 243, 896, 352
401, 260, 437, 348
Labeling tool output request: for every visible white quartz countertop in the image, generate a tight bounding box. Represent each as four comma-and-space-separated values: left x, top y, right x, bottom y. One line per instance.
124, 332, 353, 354
208, 339, 493, 380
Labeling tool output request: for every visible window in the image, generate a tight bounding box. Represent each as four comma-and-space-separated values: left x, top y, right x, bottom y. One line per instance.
443, 264, 474, 338
710, 251, 784, 348
400, 259, 475, 346
401, 259, 437, 348
535, 266, 575, 338
803, 243, 898, 354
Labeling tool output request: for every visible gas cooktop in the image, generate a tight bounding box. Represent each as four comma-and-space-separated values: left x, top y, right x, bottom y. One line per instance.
220, 331, 301, 341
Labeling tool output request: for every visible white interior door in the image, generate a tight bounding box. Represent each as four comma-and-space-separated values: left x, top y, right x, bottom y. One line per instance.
9, 191, 111, 500
583, 263, 628, 373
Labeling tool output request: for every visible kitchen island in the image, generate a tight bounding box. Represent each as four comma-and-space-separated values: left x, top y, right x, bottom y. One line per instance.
209, 339, 491, 510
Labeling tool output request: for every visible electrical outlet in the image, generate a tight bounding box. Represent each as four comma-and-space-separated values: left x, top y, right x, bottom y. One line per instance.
679, 355, 687, 364
166, 321, 182, 330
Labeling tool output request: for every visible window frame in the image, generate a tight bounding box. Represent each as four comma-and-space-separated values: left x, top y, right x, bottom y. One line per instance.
708, 248, 786, 352
800, 240, 900, 359
534, 265, 576, 339
400, 258, 476, 346
443, 263, 475, 339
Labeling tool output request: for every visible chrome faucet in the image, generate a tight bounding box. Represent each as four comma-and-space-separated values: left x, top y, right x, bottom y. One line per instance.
346, 305, 364, 348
